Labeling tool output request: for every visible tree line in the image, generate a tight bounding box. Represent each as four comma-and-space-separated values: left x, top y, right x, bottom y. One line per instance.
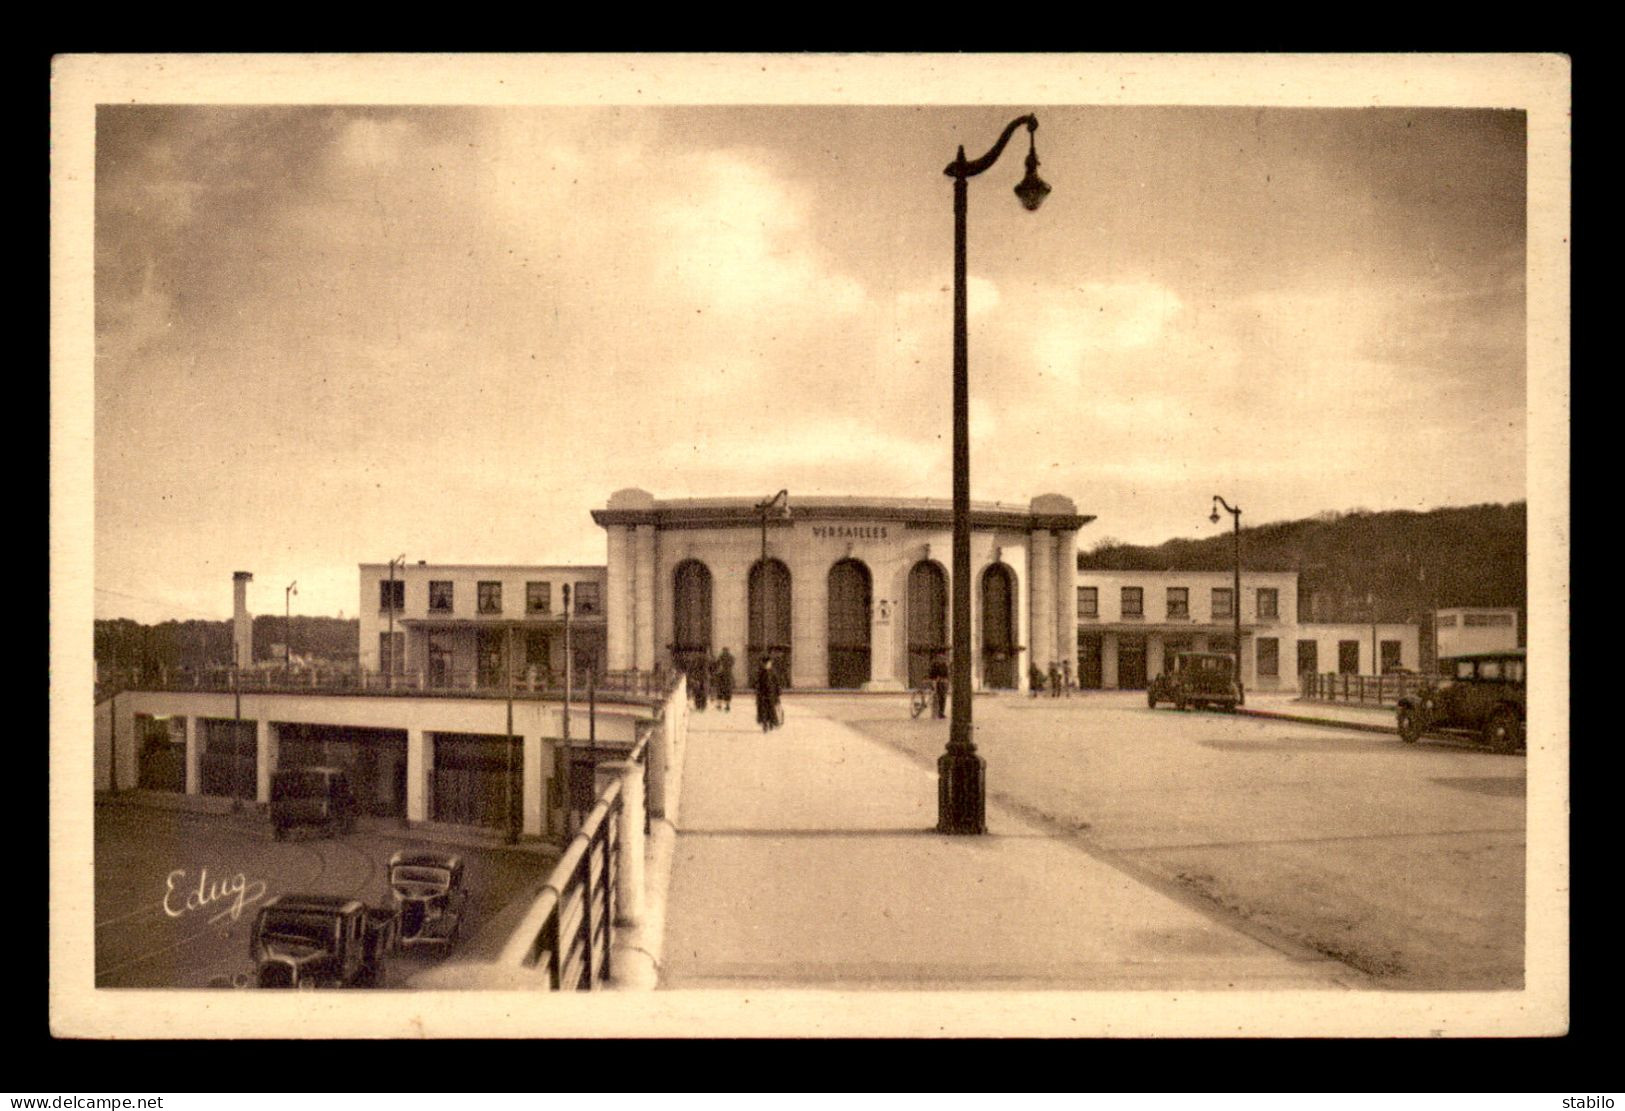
93, 615, 362, 674
1078, 501, 1527, 648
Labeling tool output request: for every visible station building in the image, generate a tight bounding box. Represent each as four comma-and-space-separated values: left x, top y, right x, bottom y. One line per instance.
591, 488, 1093, 692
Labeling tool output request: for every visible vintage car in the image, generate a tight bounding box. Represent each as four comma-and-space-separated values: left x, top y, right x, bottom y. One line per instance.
1147, 651, 1243, 712
270, 766, 358, 840
250, 894, 398, 988
1395, 649, 1525, 753
388, 849, 469, 948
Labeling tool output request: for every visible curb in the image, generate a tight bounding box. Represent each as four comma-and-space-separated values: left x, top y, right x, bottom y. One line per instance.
1236, 707, 1398, 735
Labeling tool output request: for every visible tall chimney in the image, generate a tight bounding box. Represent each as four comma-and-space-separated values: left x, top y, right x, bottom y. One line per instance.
233, 571, 254, 669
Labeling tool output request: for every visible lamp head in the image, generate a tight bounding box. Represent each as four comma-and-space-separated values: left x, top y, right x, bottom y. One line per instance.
1210, 508, 1221, 525
1014, 148, 1051, 212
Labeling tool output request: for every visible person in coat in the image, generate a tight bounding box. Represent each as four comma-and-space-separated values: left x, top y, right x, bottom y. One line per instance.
927, 651, 950, 719
713, 648, 734, 712
755, 656, 782, 733
1048, 659, 1062, 699
690, 659, 709, 712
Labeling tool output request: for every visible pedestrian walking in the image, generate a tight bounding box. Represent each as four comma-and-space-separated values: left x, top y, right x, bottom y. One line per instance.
1061, 658, 1074, 697
928, 650, 950, 719
1029, 663, 1046, 697
755, 656, 782, 733
713, 648, 734, 712
1049, 660, 1062, 699
690, 660, 709, 712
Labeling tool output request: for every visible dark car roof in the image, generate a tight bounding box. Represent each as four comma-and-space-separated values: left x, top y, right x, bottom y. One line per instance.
1442, 649, 1526, 662
389, 849, 464, 870
262, 894, 363, 914
1176, 652, 1233, 661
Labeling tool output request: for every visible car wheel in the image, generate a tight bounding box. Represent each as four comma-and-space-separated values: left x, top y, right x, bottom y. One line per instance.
1174, 695, 1187, 712
1484, 707, 1524, 754
1397, 705, 1424, 744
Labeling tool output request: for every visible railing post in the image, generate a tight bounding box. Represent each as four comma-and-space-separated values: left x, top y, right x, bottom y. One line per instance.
610, 759, 645, 926
647, 720, 668, 821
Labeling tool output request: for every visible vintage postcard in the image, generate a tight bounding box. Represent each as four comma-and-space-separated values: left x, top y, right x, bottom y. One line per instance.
51, 52, 1570, 1038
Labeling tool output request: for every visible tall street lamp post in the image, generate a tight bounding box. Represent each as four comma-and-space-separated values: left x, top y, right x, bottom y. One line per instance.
284, 581, 298, 681
386, 554, 405, 688
754, 489, 789, 680
1210, 497, 1244, 704
939, 115, 1051, 835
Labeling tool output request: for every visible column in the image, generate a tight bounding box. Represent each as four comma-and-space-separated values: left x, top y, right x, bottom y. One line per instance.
605, 526, 633, 671
1102, 634, 1120, 690
1055, 529, 1078, 673
1028, 530, 1054, 672
406, 728, 428, 823
184, 715, 200, 795
633, 525, 657, 671
523, 727, 546, 838
1147, 633, 1165, 681
254, 719, 272, 805
611, 759, 646, 925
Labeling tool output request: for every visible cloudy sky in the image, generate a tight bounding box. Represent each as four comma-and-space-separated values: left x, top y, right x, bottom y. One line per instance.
90, 95, 1528, 622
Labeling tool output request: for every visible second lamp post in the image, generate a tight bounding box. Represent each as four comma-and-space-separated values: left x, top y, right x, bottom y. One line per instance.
1210, 496, 1244, 704
939, 115, 1051, 835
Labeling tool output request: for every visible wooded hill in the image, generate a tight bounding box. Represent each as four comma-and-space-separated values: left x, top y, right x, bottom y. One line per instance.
93, 615, 362, 674
1078, 502, 1527, 641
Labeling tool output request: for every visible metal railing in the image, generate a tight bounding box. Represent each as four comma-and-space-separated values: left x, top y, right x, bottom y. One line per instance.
500, 731, 650, 989
98, 665, 673, 702
1300, 671, 1426, 706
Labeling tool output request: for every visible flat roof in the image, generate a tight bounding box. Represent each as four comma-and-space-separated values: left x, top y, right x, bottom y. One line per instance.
593, 493, 1093, 532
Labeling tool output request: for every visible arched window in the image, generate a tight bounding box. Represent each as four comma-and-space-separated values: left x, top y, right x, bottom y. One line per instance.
906, 560, 948, 689
981, 563, 1018, 689
672, 560, 713, 679
827, 559, 872, 689
748, 558, 792, 687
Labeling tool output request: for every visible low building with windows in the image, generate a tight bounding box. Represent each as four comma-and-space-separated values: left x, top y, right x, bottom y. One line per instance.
1291, 622, 1422, 678
1433, 606, 1519, 661
1074, 569, 1302, 691
359, 562, 607, 690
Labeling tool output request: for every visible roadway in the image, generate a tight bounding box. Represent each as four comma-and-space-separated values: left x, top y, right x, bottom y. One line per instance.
93, 801, 554, 988
816, 690, 1526, 989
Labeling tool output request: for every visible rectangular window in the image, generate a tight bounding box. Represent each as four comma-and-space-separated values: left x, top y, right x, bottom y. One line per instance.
428, 581, 454, 612
1256, 588, 1279, 619
1211, 588, 1233, 619
1257, 637, 1279, 677
1338, 640, 1360, 675
1166, 587, 1189, 619
1077, 586, 1098, 618
378, 579, 404, 611
379, 631, 404, 675
1380, 640, 1402, 673
1297, 639, 1318, 674
1121, 587, 1143, 618
526, 581, 551, 614
478, 581, 503, 615
1209, 635, 1236, 655
1436, 614, 1458, 628
574, 581, 601, 615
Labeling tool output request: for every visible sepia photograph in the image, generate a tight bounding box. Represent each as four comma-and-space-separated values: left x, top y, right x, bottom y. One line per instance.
50, 53, 1570, 1038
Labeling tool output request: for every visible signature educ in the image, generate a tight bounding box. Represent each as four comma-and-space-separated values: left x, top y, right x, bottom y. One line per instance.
162, 867, 268, 926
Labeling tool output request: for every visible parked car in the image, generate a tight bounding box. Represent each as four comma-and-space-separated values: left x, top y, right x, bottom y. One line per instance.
270, 766, 358, 840
1147, 651, 1243, 712
1395, 649, 1525, 753
250, 894, 399, 988
389, 850, 469, 948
